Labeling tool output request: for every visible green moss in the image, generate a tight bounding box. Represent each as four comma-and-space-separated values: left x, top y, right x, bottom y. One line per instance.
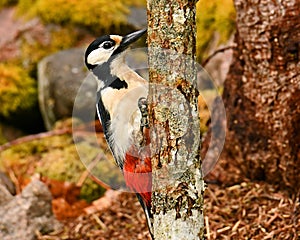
15, 0, 34, 14
0, 131, 114, 202
0, 63, 37, 118
37, 147, 80, 182
196, 0, 236, 61
80, 178, 106, 203
17, 0, 145, 32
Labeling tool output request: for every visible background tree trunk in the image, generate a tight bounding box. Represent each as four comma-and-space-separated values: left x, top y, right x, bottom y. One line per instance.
220, 0, 300, 192
147, 0, 205, 239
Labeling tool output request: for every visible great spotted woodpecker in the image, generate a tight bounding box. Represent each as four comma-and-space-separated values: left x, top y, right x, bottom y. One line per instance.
84, 29, 153, 238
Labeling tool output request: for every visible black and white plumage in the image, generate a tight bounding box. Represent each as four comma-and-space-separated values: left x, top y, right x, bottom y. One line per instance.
84, 29, 153, 238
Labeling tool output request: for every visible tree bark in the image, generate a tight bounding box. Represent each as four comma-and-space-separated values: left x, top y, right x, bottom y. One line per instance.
147, 0, 205, 239
221, 0, 300, 192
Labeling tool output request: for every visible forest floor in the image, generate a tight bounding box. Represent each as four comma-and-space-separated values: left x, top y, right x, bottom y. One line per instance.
1, 121, 299, 239
1, 123, 299, 240
37, 172, 299, 240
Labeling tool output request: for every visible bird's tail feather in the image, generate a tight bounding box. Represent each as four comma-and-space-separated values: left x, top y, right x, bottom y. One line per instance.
136, 193, 154, 239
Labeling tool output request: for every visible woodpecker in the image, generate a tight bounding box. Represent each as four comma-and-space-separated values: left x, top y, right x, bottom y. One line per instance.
84, 29, 153, 238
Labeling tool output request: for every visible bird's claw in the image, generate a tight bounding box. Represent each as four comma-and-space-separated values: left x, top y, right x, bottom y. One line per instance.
138, 97, 149, 130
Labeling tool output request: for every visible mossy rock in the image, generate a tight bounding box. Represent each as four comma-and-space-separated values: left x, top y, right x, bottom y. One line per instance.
0, 121, 123, 202
0, 63, 37, 118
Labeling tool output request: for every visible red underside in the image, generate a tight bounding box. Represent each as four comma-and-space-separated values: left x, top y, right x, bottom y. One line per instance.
123, 129, 152, 207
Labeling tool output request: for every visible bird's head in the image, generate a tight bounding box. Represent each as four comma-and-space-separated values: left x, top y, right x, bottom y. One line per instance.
85, 29, 147, 71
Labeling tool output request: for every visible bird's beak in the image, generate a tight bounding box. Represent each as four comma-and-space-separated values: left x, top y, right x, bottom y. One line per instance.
120, 29, 147, 50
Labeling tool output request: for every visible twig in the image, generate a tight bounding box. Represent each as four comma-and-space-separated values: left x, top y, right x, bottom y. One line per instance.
92, 214, 107, 230
7, 168, 20, 194
0, 121, 102, 152
216, 226, 231, 234
205, 216, 211, 240
74, 223, 83, 233
76, 152, 106, 187
201, 45, 236, 67
207, 186, 220, 205
0, 128, 72, 152
265, 213, 279, 227
89, 174, 112, 190
232, 220, 241, 233
76, 170, 90, 188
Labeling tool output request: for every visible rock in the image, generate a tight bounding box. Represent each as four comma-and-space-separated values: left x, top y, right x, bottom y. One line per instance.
38, 48, 97, 130
0, 180, 60, 240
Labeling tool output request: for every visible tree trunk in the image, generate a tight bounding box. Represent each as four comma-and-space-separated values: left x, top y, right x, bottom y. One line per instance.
221, 0, 300, 192
147, 0, 205, 239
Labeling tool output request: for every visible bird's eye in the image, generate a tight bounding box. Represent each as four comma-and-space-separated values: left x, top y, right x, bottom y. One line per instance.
102, 41, 114, 49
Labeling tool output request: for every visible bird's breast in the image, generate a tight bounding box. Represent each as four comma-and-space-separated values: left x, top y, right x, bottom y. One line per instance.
101, 84, 148, 162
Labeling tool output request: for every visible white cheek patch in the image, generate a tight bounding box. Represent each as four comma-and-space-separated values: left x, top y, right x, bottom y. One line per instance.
87, 48, 112, 65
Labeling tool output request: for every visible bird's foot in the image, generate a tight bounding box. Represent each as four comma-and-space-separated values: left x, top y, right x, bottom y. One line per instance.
138, 97, 149, 130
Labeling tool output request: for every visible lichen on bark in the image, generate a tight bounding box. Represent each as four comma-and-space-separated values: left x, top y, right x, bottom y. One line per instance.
147, 0, 205, 239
